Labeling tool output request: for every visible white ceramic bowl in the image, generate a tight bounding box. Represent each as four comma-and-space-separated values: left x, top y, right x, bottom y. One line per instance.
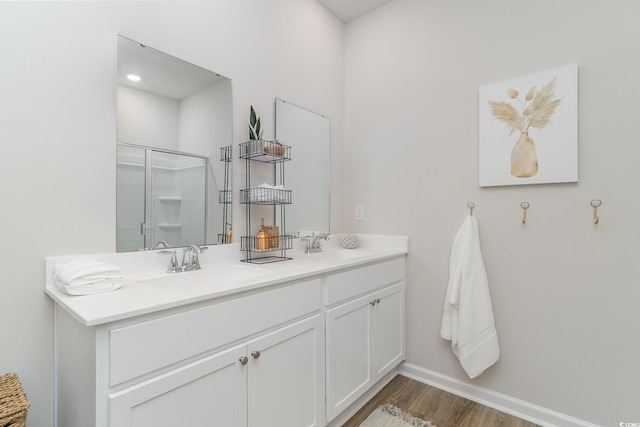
340, 234, 360, 249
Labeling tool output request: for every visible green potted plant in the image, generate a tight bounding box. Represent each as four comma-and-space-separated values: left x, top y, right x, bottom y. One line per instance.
249, 105, 284, 156
248, 105, 263, 140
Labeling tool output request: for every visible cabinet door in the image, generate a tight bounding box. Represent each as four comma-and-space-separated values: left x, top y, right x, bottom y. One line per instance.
325, 294, 373, 422
109, 344, 247, 427
247, 314, 324, 427
372, 283, 405, 380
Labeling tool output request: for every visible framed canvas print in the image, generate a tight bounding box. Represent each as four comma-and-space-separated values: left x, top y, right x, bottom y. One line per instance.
478, 64, 578, 187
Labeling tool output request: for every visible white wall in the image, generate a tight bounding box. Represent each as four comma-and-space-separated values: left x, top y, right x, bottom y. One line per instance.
0, 2, 344, 425
345, 0, 640, 425
117, 85, 180, 150
180, 80, 233, 243
180, 80, 233, 159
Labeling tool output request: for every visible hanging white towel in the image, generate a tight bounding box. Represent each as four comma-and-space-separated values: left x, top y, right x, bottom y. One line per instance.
440, 215, 500, 379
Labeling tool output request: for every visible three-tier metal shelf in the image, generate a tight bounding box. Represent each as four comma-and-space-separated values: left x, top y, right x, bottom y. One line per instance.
240, 139, 293, 263
218, 145, 232, 244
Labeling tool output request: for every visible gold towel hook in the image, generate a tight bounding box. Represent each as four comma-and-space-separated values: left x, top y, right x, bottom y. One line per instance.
467, 202, 475, 216
590, 199, 602, 224
520, 202, 530, 224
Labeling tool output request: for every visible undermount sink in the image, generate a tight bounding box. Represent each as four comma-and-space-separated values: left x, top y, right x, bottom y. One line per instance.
138, 264, 273, 289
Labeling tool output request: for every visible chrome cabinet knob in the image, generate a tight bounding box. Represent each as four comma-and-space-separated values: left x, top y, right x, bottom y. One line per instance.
251, 350, 261, 359
239, 356, 248, 365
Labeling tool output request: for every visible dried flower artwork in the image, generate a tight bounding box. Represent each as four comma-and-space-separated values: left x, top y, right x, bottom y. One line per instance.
488, 78, 562, 177
478, 65, 578, 187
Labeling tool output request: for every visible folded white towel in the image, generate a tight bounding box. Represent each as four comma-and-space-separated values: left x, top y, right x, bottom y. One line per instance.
249, 184, 288, 203
55, 280, 123, 296
53, 260, 123, 296
440, 215, 500, 379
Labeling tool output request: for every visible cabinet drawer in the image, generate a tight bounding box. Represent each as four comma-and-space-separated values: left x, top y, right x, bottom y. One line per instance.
109, 278, 321, 386
324, 257, 405, 306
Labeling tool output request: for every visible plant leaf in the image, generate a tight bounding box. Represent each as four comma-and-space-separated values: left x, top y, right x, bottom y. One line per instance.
528, 99, 562, 129
488, 100, 517, 121
488, 100, 521, 135
249, 105, 262, 140
528, 78, 562, 130
250, 106, 257, 126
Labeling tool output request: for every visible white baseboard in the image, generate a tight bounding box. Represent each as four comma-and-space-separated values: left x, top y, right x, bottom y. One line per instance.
398, 363, 600, 427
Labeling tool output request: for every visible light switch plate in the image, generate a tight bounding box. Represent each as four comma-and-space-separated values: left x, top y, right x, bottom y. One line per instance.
355, 204, 364, 221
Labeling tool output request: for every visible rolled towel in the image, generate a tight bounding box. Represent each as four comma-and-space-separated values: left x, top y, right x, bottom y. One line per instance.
53, 260, 123, 295
272, 185, 287, 202
250, 183, 288, 203
56, 281, 123, 296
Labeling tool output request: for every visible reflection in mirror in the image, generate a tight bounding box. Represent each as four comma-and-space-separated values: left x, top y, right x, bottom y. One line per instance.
275, 99, 330, 237
116, 35, 232, 251
117, 144, 210, 252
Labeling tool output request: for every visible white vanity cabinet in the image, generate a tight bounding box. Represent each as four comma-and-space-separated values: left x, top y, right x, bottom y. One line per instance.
246, 314, 323, 427
54, 278, 324, 427
49, 247, 408, 427
324, 258, 405, 422
109, 343, 247, 426
108, 315, 323, 427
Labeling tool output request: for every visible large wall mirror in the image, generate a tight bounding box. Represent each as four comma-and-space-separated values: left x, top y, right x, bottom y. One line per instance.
116, 35, 232, 252
275, 98, 330, 236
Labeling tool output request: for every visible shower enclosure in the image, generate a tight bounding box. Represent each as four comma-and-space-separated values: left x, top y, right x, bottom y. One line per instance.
116, 143, 209, 252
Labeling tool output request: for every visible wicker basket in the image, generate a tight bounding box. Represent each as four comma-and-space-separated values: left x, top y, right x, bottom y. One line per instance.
264, 225, 280, 249
0, 373, 29, 427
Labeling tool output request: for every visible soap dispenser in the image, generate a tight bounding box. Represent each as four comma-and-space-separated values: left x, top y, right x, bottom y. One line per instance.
225, 223, 232, 244
255, 218, 269, 250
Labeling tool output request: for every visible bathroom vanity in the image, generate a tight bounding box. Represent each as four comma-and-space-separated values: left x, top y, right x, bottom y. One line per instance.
45, 235, 407, 427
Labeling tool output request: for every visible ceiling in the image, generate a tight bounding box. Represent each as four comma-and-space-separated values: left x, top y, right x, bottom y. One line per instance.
116, 1, 395, 99
317, 0, 395, 23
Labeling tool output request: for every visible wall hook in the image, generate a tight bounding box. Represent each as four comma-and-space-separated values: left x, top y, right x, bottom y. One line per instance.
590, 199, 602, 224
520, 202, 530, 224
467, 202, 475, 216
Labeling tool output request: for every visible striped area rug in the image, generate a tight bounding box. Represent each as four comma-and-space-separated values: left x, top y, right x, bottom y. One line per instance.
359, 404, 436, 427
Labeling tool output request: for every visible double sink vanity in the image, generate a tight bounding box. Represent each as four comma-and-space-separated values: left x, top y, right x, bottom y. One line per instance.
45, 235, 408, 427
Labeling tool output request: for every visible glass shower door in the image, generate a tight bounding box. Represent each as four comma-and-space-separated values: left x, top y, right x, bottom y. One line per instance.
117, 143, 209, 252
116, 145, 146, 252
150, 151, 207, 249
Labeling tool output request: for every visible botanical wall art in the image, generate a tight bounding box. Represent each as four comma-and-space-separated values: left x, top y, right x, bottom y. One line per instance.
478, 64, 578, 187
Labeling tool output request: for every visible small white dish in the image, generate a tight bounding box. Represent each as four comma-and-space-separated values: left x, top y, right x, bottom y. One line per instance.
340, 234, 360, 249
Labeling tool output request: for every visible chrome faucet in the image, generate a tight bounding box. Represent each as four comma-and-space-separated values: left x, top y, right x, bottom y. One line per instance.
182, 245, 208, 271
158, 249, 180, 273
158, 244, 208, 273
302, 233, 330, 254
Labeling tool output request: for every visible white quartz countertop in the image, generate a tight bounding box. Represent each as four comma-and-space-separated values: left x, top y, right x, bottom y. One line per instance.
45, 235, 408, 326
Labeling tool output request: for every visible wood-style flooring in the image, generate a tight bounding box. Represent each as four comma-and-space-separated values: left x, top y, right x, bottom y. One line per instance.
342, 375, 540, 427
